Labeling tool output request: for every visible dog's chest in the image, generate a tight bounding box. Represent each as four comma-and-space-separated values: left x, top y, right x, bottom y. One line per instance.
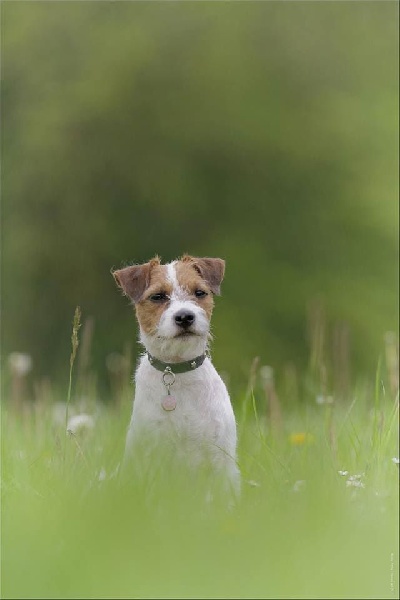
132, 358, 231, 445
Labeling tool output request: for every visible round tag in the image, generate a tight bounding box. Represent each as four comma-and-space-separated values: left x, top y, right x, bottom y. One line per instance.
161, 395, 177, 411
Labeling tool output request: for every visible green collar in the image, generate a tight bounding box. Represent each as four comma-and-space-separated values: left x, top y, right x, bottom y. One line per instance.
147, 351, 208, 374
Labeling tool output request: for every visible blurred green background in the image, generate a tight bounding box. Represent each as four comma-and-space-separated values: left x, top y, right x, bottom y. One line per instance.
2, 1, 398, 393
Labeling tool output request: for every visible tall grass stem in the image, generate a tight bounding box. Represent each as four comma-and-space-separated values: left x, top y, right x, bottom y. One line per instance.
64, 306, 82, 463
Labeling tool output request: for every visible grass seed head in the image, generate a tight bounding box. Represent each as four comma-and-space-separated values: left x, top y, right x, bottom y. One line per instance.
70, 306, 82, 367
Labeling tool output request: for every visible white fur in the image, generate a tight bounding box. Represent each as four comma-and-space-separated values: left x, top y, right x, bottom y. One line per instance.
123, 262, 240, 497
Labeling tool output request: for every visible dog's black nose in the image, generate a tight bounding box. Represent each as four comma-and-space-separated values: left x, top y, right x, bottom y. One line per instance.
174, 310, 195, 329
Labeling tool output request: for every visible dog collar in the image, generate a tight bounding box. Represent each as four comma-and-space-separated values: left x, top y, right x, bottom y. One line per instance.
147, 350, 210, 412
146, 351, 208, 374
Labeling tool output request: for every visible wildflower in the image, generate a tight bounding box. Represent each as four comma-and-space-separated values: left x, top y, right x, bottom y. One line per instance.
8, 352, 33, 376
338, 470, 349, 476
246, 479, 261, 488
346, 473, 365, 489
289, 432, 314, 446
316, 394, 334, 405
98, 467, 107, 482
293, 480, 306, 493
67, 413, 95, 435
392, 457, 399, 467
260, 366, 274, 384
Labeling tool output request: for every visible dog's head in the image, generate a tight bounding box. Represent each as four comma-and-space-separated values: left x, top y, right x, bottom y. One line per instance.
112, 255, 225, 361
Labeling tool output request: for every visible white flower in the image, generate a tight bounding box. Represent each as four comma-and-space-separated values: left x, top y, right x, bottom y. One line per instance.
293, 480, 306, 493
67, 413, 95, 435
246, 479, 261, 488
8, 352, 32, 376
316, 395, 334, 405
346, 473, 365, 489
346, 479, 365, 489
98, 468, 107, 482
338, 470, 349, 476
392, 457, 399, 466
260, 366, 274, 384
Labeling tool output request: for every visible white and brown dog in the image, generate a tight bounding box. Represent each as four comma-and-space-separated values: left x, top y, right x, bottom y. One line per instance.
113, 255, 240, 497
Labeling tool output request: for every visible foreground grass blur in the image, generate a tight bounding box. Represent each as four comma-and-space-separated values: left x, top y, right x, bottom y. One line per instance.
2, 310, 399, 598
2, 354, 399, 599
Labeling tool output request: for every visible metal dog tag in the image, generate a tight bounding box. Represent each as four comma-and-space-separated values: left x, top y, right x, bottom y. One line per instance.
161, 366, 176, 411
161, 394, 177, 411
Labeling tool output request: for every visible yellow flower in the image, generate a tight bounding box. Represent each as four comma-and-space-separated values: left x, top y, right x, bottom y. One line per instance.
289, 432, 314, 446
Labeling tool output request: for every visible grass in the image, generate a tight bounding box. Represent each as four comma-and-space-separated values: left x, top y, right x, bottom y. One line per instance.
1, 318, 399, 599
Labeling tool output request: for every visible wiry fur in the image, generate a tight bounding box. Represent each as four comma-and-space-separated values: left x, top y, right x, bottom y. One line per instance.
113, 256, 240, 499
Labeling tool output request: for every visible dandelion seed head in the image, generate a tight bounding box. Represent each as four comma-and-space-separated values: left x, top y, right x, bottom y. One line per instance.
8, 353, 33, 376
67, 413, 95, 435
260, 366, 274, 384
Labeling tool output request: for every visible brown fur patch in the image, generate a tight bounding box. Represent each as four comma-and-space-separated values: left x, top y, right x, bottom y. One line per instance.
135, 264, 172, 334
175, 260, 215, 319
179, 255, 225, 296
113, 256, 161, 303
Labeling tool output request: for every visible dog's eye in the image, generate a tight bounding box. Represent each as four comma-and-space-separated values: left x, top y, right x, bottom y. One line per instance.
194, 289, 207, 298
149, 292, 168, 302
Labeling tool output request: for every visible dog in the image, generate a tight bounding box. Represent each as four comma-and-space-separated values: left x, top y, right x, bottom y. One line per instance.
112, 254, 240, 499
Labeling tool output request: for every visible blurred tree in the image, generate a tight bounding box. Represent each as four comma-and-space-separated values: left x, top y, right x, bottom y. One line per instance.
2, 2, 398, 391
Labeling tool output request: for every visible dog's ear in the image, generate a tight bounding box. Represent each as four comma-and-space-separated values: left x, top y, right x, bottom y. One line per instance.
112, 257, 160, 303
190, 257, 225, 295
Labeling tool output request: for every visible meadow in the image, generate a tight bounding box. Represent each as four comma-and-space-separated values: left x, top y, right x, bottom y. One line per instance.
2, 3, 398, 597
1, 313, 399, 599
